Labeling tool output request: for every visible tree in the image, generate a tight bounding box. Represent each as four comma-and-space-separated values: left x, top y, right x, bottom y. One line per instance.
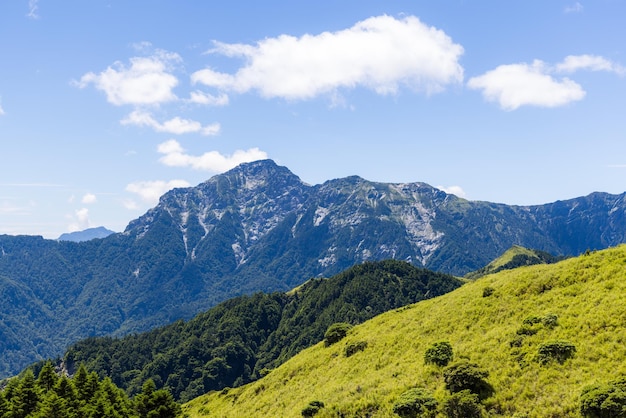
37, 361, 59, 392
135, 379, 182, 418
11, 369, 41, 418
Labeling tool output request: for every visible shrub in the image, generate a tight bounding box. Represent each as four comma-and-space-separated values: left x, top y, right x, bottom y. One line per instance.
443, 390, 484, 418
392, 388, 438, 418
580, 378, 626, 417
541, 313, 558, 328
443, 361, 493, 400
424, 341, 454, 367
324, 323, 353, 346
302, 400, 325, 417
482, 287, 495, 297
537, 340, 576, 365
345, 341, 368, 357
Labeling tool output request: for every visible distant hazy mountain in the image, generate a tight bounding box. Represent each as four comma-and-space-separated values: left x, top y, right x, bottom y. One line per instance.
57, 226, 115, 242
1, 159, 625, 378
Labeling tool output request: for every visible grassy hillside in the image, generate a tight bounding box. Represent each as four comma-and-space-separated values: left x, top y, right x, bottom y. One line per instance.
61, 260, 461, 402
464, 245, 565, 280
183, 245, 626, 417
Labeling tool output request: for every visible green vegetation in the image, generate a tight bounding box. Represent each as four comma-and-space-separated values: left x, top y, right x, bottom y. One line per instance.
392, 388, 438, 417
182, 245, 626, 417
424, 341, 454, 367
465, 245, 565, 280
324, 323, 353, 346
57, 260, 461, 402
0, 362, 183, 418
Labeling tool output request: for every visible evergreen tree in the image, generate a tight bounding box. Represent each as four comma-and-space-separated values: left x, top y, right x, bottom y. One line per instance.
11, 369, 41, 418
36, 361, 59, 391
135, 379, 182, 418
33, 391, 74, 418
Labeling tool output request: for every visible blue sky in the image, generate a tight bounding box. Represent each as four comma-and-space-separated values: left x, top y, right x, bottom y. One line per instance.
1, 1, 625, 238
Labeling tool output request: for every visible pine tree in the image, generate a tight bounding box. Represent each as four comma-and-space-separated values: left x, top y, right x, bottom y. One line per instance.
11, 369, 41, 418
36, 361, 59, 391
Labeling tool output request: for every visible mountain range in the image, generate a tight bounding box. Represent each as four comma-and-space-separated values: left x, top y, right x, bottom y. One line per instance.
1, 159, 625, 378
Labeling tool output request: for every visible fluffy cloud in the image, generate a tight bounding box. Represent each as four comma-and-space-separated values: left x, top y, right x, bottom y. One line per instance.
157, 139, 268, 172
468, 60, 585, 110
68, 208, 91, 232
77, 50, 181, 106
126, 179, 191, 204
121, 110, 221, 136
192, 15, 464, 100
81, 193, 97, 204
555, 54, 626, 75
468, 54, 624, 110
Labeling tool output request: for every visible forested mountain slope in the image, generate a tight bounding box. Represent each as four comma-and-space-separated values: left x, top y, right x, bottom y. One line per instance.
60, 260, 462, 402
2, 159, 626, 377
184, 245, 626, 417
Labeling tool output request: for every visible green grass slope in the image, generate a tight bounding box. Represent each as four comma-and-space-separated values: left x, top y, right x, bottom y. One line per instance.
465, 245, 565, 280
183, 245, 626, 417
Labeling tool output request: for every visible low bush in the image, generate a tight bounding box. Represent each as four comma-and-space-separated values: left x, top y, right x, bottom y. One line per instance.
392, 387, 438, 418
443, 389, 484, 418
424, 341, 454, 367
301, 400, 325, 417
345, 341, 368, 357
537, 340, 576, 365
443, 361, 493, 400
324, 323, 353, 346
580, 377, 626, 417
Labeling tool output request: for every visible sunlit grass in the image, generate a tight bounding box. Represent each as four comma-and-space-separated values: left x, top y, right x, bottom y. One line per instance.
183, 245, 626, 417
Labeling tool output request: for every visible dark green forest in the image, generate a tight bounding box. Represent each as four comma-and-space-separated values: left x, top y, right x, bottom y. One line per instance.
59, 260, 462, 402
0, 361, 182, 418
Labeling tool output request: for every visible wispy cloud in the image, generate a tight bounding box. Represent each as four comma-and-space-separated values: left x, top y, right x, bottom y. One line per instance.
27, 0, 40, 19
157, 139, 268, 172
564, 2, 584, 13
192, 15, 464, 101
125, 179, 191, 204
468, 54, 623, 110
121, 110, 220, 136
555, 54, 626, 75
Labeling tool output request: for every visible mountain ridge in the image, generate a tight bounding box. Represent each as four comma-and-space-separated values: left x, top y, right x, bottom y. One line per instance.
1, 159, 626, 378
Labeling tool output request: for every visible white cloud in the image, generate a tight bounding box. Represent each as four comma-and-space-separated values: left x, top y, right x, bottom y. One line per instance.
192, 15, 464, 100
82, 193, 97, 204
0, 105, 4, 116
121, 110, 221, 136
467, 60, 585, 110
188, 91, 230, 106
555, 54, 626, 75
564, 2, 584, 13
76, 50, 181, 106
27, 0, 39, 19
437, 185, 467, 198
126, 179, 191, 204
157, 139, 268, 172
68, 208, 91, 232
